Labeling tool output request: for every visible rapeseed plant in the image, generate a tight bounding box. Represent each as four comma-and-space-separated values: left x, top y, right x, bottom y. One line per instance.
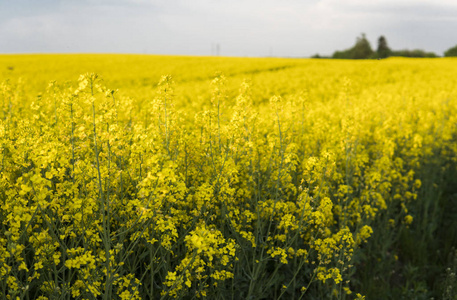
0, 55, 456, 299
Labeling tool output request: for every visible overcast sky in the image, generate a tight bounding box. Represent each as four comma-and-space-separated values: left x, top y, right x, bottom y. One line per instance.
1, 0, 457, 57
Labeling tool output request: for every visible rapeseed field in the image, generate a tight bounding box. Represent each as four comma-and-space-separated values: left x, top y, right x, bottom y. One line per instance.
1, 55, 457, 299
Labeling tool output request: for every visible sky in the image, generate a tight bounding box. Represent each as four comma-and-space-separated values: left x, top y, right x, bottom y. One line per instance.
1, 0, 457, 57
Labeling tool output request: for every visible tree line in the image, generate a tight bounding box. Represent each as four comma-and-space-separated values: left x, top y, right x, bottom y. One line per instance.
312, 34, 457, 59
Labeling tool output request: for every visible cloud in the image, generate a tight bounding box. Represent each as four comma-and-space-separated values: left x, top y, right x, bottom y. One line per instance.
0, 0, 456, 56
315, 0, 457, 20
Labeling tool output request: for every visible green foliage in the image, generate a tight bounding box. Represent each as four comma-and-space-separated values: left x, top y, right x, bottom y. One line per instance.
332, 33, 374, 59
376, 36, 391, 59
391, 49, 438, 58
442, 250, 457, 299
444, 45, 457, 57
332, 34, 438, 59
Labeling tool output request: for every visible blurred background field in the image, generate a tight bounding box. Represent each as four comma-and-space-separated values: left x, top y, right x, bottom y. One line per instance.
2, 54, 456, 107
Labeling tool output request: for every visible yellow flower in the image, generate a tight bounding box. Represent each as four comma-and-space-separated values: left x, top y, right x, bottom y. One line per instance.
404, 215, 413, 225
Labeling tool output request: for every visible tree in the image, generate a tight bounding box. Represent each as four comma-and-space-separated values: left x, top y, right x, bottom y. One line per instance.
444, 45, 457, 57
377, 36, 391, 59
332, 33, 374, 59
352, 33, 374, 59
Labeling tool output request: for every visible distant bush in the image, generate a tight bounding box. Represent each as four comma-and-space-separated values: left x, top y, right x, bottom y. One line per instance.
310, 53, 332, 59
391, 49, 438, 58
444, 45, 457, 57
